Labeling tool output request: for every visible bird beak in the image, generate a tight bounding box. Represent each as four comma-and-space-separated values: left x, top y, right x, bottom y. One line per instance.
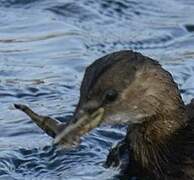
54, 107, 105, 148
14, 103, 105, 148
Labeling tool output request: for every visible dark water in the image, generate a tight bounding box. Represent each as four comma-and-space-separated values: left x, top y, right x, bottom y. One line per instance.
1, 0, 194, 179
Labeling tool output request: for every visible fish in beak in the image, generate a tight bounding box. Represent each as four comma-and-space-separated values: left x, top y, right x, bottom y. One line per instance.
14, 104, 105, 148
54, 107, 105, 147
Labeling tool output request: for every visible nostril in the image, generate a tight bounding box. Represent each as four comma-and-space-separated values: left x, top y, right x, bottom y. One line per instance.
83, 105, 94, 114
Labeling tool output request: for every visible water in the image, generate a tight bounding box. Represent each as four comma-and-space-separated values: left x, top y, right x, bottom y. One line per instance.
0, 0, 194, 179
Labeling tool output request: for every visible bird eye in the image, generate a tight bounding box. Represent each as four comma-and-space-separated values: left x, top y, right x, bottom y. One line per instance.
104, 89, 118, 103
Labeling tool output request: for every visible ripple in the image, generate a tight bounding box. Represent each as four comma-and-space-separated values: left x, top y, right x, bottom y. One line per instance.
0, 0, 41, 7
47, 2, 101, 23
47, 0, 193, 57
1, 0, 194, 179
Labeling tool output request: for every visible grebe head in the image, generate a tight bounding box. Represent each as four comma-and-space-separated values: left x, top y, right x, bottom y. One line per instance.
71, 50, 185, 132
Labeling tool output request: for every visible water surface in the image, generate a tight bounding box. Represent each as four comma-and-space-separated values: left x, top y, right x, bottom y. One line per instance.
1, 0, 194, 179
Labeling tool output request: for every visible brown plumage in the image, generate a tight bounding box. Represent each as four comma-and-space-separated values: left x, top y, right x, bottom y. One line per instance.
14, 50, 194, 179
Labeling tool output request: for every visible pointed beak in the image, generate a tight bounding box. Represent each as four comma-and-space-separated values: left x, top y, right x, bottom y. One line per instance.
14, 101, 105, 149
54, 107, 105, 148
